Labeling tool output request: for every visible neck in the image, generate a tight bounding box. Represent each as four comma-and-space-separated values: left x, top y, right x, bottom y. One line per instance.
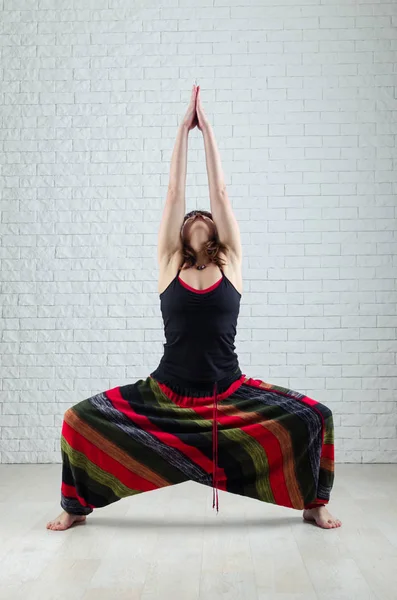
196, 255, 210, 266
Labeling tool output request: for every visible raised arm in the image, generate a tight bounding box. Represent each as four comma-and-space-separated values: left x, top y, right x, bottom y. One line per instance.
168, 122, 189, 198
168, 85, 198, 195
157, 86, 198, 265
196, 88, 242, 261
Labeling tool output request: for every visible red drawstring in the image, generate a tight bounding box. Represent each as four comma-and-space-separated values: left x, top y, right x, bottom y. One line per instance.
212, 381, 219, 514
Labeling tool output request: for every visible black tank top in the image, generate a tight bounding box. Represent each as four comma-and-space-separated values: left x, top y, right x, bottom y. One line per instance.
150, 264, 244, 513
150, 265, 242, 392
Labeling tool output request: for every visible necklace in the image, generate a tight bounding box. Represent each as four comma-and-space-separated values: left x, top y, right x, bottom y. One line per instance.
196, 264, 207, 270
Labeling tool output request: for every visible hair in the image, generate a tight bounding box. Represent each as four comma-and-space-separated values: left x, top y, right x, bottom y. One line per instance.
180, 209, 228, 270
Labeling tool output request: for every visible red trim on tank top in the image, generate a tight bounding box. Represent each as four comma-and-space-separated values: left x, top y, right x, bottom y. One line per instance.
178, 272, 223, 294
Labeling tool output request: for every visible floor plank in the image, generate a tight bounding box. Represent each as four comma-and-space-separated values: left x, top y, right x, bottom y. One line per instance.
0, 464, 396, 600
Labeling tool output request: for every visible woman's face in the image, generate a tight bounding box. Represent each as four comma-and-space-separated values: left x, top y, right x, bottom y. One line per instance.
182, 213, 216, 243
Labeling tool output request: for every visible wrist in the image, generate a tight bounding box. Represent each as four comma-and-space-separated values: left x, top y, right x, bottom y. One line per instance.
180, 122, 190, 135
200, 122, 211, 135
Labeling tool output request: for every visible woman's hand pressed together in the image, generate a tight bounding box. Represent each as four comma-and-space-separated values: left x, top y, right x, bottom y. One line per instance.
195, 85, 210, 133
182, 84, 199, 131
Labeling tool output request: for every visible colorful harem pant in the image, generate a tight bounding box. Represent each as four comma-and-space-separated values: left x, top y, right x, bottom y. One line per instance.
60, 372, 334, 516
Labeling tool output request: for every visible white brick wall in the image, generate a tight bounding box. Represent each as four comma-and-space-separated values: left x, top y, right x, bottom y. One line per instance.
1, 0, 396, 464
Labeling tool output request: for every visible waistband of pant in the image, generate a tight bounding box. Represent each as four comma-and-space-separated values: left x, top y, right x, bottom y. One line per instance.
149, 365, 243, 398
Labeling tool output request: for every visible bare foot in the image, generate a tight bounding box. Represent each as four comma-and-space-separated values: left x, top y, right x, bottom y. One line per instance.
303, 506, 342, 529
46, 510, 87, 531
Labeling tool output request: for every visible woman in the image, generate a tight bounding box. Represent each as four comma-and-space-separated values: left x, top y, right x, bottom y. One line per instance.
47, 85, 341, 531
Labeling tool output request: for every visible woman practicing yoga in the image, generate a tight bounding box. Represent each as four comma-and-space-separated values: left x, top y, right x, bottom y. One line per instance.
47, 85, 341, 531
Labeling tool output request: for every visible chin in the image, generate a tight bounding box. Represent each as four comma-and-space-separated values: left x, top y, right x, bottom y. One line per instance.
186, 234, 210, 246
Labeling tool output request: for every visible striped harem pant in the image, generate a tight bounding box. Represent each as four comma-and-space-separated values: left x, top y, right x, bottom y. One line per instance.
60, 370, 335, 516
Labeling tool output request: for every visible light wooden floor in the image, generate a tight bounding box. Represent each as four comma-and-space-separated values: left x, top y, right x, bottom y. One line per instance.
0, 464, 396, 600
